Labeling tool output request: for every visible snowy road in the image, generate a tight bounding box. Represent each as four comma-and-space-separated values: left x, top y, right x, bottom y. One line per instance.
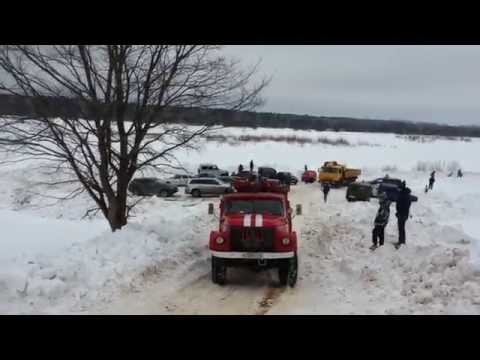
92, 180, 480, 315
93, 185, 314, 315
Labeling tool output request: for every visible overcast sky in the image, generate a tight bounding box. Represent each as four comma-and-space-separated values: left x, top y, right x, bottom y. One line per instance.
223, 46, 480, 126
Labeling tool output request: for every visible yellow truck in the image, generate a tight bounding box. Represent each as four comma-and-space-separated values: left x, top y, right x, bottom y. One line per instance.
318, 161, 361, 187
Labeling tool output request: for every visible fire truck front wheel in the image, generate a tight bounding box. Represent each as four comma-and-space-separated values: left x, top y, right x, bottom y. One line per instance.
279, 255, 298, 287
212, 256, 227, 285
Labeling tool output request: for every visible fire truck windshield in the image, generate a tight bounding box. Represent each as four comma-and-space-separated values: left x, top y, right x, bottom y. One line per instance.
225, 199, 284, 216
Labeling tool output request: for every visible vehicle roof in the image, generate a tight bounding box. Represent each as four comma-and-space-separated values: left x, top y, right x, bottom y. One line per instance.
190, 177, 223, 181
376, 177, 402, 182
350, 181, 371, 186
223, 192, 285, 200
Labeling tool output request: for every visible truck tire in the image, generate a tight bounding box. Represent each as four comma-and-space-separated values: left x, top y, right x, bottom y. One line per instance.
212, 256, 226, 285
279, 255, 298, 287
192, 189, 201, 198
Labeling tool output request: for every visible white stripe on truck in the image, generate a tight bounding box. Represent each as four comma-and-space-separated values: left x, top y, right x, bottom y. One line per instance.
243, 214, 251, 227
255, 214, 263, 227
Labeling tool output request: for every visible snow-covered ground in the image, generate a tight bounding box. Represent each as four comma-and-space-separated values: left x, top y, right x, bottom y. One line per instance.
1, 125, 479, 314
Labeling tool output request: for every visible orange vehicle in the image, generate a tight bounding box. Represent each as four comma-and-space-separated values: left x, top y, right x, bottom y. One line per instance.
318, 161, 361, 186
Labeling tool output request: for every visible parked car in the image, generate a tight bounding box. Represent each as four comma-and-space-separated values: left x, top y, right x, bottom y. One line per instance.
368, 177, 403, 199
301, 170, 317, 183
277, 171, 298, 185
346, 182, 373, 202
258, 167, 277, 179
164, 174, 193, 187
367, 177, 418, 202
197, 163, 229, 177
185, 177, 233, 197
128, 178, 178, 197
290, 174, 299, 185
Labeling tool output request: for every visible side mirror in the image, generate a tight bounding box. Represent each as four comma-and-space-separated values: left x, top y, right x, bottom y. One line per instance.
208, 203, 214, 215
296, 204, 302, 216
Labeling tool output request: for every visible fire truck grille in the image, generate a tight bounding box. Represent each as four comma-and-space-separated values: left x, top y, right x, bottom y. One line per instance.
230, 227, 275, 252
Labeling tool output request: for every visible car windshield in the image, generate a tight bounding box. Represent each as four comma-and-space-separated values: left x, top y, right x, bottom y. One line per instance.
225, 199, 284, 216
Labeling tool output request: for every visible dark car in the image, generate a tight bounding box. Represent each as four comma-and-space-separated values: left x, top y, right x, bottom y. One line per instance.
346, 182, 372, 202
368, 177, 418, 202
368, 177, 402, 198
277, 171, 298, 185
128, 178, 178, 197
258, 167, 277, 179
369, 177, 403, 187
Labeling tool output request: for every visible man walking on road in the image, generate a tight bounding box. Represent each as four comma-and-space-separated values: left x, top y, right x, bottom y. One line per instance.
370, 192, 391, 250
322, 183, 330, 202
395, 181, 412, 249
428, 171, 435, 190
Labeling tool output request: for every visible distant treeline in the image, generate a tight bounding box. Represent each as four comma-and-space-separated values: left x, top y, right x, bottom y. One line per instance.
1, 94, 479, 137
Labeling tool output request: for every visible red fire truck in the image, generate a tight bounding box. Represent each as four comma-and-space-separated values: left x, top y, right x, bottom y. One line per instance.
208, 175, 301, 287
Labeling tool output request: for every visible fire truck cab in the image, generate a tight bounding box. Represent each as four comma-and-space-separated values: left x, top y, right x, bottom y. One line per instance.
208, 176, 300, 287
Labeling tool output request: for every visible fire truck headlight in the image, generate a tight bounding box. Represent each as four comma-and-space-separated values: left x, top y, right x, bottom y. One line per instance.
216, 237, 225, 245
282, 237, 290, 245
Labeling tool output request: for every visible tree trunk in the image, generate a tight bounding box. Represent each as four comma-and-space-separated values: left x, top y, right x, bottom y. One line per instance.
107, 197, 127, 232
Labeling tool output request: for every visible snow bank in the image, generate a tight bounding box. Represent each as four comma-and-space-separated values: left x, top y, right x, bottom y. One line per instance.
0, 198, 214, 314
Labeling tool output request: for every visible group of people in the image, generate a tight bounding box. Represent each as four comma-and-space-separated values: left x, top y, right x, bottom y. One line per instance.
425, 168, 463, 193
370, 181, 412, 251
237, 160, 254, 174
448, 169, 463, 178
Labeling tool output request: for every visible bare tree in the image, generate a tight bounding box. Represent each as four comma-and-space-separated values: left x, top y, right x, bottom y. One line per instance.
0, 45, 268, 231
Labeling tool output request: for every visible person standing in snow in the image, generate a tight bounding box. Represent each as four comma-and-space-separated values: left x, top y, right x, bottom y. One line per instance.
457, 169, 463, 178
395, 181, 412, 249
322, 182, 330, 202
238, 164, 244, 173
428, 171, 435, 190
250, 160, 254, 173
304, 164, 308, 172
370, 192, 391, 250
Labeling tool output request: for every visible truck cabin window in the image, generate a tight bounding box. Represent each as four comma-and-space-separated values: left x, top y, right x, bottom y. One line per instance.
225, 200, 284, 216
322, 167, 339, 174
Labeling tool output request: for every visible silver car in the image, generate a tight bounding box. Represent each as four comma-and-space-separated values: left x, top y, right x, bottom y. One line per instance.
164, 174, 193, 187
197, 163, 229, 177
185, 177, 233, 197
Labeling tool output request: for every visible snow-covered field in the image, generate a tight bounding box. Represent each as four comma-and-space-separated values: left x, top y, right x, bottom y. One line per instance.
1, 125, 480, 314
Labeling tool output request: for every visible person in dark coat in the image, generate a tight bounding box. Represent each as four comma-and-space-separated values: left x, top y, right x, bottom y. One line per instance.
457, 169, 463, 178
370, 193, 391, 250
250, 160, 254, 172
428, 171, 435, 190
238, 164, 244, 173
395, 182, 412, 249
322, 183, 330, 202
304, 165, 308, 172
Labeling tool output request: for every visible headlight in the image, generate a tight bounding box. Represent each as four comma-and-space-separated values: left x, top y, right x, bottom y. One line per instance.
216, 237, 225, 245
282, 238, 290, 245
